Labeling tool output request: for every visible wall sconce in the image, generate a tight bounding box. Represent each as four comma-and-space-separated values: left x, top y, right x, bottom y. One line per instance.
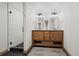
50, 11, 61, 30
37, 13, 44, 30
50, 11, 58, 30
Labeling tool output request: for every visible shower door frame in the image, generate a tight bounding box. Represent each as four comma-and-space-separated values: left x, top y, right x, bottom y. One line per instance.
7, 2, 26, 52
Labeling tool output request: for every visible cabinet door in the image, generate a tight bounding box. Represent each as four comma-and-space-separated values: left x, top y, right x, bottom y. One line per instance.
50, 31, 63, 41
50, 32, 55, 41
44, 32, 50, 41
54, 31, 63, 42
32, 31, 43, 41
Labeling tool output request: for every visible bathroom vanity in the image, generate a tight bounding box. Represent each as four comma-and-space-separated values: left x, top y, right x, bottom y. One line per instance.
32, 30, 63, 48
32, 11, 63, 48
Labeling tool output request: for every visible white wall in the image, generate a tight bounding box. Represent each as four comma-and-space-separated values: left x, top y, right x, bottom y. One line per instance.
8, 2, 23, 47
25, 2, 79, 56
0, 2, 8, 52
24, 3, 32, 51
28, 3, 63, 30
53, 2, 79, 56
62, 3, 79, 56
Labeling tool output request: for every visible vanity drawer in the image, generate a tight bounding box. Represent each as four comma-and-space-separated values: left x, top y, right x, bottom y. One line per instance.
32, 31, 43, 41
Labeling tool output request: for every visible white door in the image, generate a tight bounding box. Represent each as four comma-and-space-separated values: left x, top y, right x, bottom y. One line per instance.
8, 2, 23, 48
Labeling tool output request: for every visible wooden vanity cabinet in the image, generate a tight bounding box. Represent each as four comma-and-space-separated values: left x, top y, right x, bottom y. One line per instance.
32, 30, 63, 48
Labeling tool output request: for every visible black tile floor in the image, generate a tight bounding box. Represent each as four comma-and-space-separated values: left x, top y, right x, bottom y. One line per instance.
3, 49, 24, 56
2, 43, 24, 56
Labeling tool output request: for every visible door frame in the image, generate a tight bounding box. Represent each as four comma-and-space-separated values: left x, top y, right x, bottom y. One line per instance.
7, 2, 25, 51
